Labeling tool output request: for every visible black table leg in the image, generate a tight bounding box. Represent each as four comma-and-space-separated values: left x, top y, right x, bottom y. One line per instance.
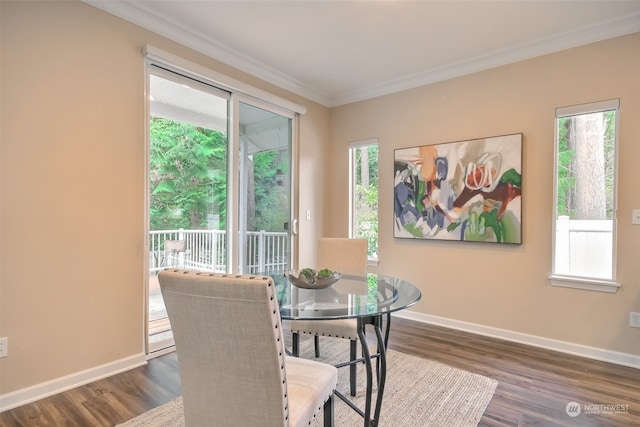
357, 315, 387, 427
357, 318, 373, 426
372, 320, 386, 425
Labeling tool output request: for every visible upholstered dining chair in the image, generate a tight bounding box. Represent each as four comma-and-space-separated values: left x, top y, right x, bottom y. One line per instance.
290, 237, 367, 397
158, 269, 338, 427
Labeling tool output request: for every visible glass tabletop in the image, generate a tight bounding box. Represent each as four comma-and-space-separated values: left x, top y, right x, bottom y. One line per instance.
264, 272, 422, 320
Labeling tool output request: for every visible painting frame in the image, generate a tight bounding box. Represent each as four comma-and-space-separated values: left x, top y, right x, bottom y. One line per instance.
394, 133, 522, 244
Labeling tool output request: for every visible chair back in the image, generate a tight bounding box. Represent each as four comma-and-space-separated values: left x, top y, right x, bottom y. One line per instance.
158, 269, 289, 427
317, 237, 368, 275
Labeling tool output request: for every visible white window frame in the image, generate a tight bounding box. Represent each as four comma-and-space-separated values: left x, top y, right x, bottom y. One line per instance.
349, 138, 379, 265
549, 99, 620, 293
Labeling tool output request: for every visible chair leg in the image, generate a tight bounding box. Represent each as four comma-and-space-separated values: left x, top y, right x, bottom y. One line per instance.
314, 335, 321, 357
292, 332, 300, 357
323, 394, 334, 427
349, 339, 357, 396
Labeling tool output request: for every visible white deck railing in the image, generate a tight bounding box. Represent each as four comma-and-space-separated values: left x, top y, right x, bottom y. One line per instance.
149, 229, 289, 274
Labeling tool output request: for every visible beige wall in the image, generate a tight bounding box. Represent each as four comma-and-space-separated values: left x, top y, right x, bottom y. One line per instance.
329, 33, 640, 356
298, 102, 331, 267
0, 1, 328, 396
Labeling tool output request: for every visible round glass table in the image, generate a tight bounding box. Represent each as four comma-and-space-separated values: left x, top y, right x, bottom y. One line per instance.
265, 272, 422, 427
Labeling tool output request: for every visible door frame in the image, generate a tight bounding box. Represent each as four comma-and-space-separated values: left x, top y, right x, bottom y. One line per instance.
143, 47, 302, 356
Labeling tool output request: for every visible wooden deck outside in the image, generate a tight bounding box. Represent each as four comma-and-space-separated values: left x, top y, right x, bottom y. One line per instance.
149, 275, 172, 341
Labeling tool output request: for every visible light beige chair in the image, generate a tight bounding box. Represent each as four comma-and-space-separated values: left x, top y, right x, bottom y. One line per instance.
158, 269, 337, 427
290, 237, 367, 397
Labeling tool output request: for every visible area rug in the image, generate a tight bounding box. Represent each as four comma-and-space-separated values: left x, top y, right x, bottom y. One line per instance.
118, 338, 497, 427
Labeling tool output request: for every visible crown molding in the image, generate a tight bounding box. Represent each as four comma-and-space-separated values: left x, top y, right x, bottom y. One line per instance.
83, 0, 332, 106
331, 11, 640, 107
84, 1, 640, 108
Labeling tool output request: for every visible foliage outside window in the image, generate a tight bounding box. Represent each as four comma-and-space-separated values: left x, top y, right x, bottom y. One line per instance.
551, 99, 619, 292
150, 118, 286, 233
246, 152, 290, 233
350, 139, 379, 260
150, 118, 228, 231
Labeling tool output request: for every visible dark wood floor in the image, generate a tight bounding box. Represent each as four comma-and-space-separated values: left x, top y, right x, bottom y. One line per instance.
1, 317, 638, 426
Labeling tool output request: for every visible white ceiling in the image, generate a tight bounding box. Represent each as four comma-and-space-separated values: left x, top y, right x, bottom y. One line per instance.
86, 0, 640, 107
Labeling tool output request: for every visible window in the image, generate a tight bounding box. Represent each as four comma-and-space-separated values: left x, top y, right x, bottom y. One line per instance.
551, 99, 620, 292
350, 139, 379, 262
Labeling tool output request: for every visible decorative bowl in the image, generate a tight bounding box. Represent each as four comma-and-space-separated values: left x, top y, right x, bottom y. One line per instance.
285, 269, 341, 289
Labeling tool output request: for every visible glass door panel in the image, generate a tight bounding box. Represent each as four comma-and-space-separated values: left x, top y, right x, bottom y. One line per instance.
147, 68, 229, 353
238, 102, 293, 274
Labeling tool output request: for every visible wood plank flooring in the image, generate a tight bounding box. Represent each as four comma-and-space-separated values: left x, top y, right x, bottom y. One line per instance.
1, 317, 638, 426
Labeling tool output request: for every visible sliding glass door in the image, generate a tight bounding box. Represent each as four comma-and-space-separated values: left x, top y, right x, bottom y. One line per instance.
146, 67, 296, 354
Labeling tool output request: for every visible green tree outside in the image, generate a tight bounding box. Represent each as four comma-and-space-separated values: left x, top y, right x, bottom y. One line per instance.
150, 117, 227, 231
354, 145, 379, 258
150, 117, 289, 234
557, 111, 615, 220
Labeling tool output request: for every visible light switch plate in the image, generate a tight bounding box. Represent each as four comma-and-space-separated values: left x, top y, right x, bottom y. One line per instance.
633, 209, 640, 225
630, 312, 640, 328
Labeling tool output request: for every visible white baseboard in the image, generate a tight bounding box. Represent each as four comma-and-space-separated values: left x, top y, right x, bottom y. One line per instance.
394, 311, 640, 370
0, 353, 147, 412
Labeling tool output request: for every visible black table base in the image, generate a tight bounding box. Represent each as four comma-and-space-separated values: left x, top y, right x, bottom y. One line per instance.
327, 313, 390, 427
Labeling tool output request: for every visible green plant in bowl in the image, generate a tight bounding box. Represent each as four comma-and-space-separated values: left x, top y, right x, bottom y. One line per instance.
314, 268, 341, 288
300, 268, 316, 282
317, 268, 334, 279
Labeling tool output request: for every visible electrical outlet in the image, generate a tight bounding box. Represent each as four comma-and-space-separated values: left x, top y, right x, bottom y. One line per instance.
0, 337, 7, 358
630, 312, 640, 328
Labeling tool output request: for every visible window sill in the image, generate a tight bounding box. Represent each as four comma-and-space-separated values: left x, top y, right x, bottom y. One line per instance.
548, 275, 620, 293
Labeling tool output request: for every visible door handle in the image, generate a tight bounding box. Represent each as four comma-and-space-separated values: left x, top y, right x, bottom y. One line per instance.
292, 219, 298, 235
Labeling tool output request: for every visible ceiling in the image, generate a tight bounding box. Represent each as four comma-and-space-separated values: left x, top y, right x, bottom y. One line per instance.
86, 1, 640, 107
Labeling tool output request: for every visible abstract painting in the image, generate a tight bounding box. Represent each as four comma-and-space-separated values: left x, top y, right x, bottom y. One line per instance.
394, 133, 522, 244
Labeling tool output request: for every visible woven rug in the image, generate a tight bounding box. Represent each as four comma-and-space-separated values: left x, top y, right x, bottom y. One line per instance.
118, 337, 497, 427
